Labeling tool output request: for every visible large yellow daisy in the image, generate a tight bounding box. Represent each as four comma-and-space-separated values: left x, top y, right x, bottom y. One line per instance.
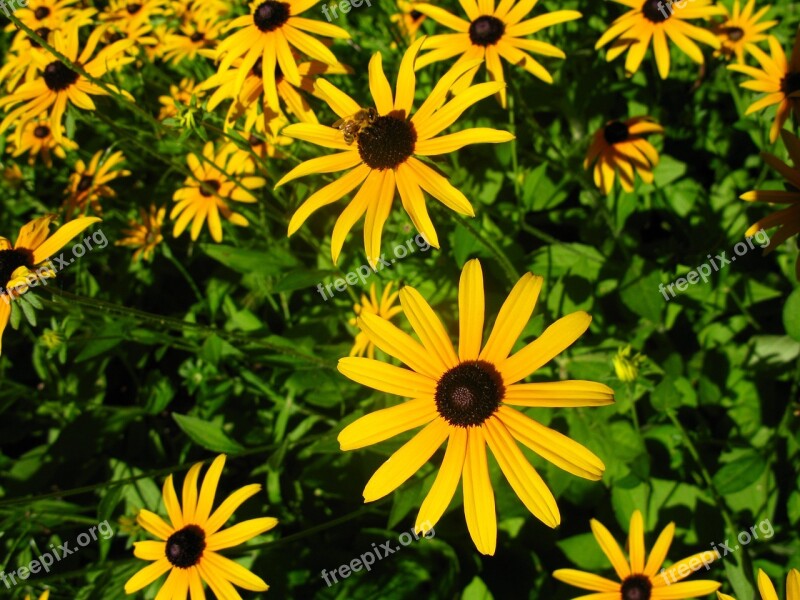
215, 0, 349, 106
729, 31, 800, 143
276, 38, 514, 266
337, 259, 613, 555
172, 141, 266, 242
554, 510, 721, 599
718, 570, 800, 600
596, 0, 724, 79
0, 215, 100, 354
740, 128, 800, 280
0, 25, 134, 142
412, 0, 581, 108
585, 116, 663, 195
714, 0, 777, 64
125, 454, 277, 598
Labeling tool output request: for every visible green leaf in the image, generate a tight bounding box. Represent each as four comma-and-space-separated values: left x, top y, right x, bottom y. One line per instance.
712, 451, 767, 495
172, 413, 245, 453
461, 576, 493, 600
783, 287, 800, 342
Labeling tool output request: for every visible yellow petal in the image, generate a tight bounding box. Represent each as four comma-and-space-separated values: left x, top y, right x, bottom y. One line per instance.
629, 510, 646, 574
181, 462, 203, 524
504, 380, 614, 407
202, 550, 269, 591
206, 517, 278, 551
400, 286, 458, 370
458, 259, 485, 361
195, 454, 226, 525
644, 522, 675, 576
124, 557, 171, 594
338, 356, 437, 397
133, 540, 166, 561
483, 416, 560, 526
499, 311, 591, 385
162, 474, 184, 530
415, 427, 466, 534
462, 427, 496, 555
368, 52, 394, 115
137, 509, 174, 541
362, 417, 450, 502
415, 128, 515, 156
31, 217, 101, 264
552, 568, 621, 592
591, 518, 631, 579
205, 484, 263, 536
479, 273, 543, 364
338, 397, 438, 451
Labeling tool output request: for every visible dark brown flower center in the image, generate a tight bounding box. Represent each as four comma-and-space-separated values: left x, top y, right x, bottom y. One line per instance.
30, 26, 51, 47
725, 26, 745, 41
108, 31, 126, 43
781, 71, 800, 96
435, 360, 504, 427
642, 0, 670, 23
200, 179, 221, 197
469, 15, 505, 46
621, 575, 653, 600
0, 248, 34, 294
410, 10, 423, 20
34, 6, 50, 20
357, 114, 416, 170
249, 133, 263, 147
126, 3, 142, 14
190, 31, 205, 42
253, 1, 290, 32
165, 525, 206, 568
77, 174, 94, 192
34, 125, 50, 139
604, 120, 630, 145
43, 60, 79, 91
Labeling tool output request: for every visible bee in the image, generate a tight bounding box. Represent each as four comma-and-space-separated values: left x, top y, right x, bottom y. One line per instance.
334, 107, 378, 145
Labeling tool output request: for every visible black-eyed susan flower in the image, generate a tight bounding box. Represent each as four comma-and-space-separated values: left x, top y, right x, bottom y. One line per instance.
596, 0, 724, 79
124, 454, 277, 598
225, 108, 293, 171
0, 25, 134, 142
172, 141, 266, 242
741, 129, 800, 279
349, 281, 402, 359
202, 54, 348, 130
9, 117, 77, 167
718, 569, 800, 600
63, 150, 130, 218
100, 0, 165, 24
714, 0, 777, 63
729, 31, 800, 143
117, 205, 166, 262
5, 0, 81, 32
554, 510, 721, 599
277, 38, 515, 266
585, 116, 663, 195
161, 13, 224, 65
390, 1, 427, 42
0, 214, 100, 354
158, 78, 206, 121
337, 259, 613, 555
413, 0, 580, 107
215, 0, 349, 108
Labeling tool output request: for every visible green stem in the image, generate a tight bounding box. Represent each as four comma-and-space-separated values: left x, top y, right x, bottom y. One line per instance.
452, 214, 519, 285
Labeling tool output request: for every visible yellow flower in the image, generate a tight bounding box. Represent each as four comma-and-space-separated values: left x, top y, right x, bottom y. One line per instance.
596, 0, 724, 79
390, 1, 427, 42
9, 117, 77, 168
202, 54, 348, 131
585, 116, 663, 195
63, 150, 130, 218
0, 24, 134, 142
117, 205, 166, 262
24, 591, 50, 600
729, 32, 800, 143
6, 0, 81, 31
349, 281, 402, 359
0, 214, 100, 354
276, 38, 515, 266
171, 141, 266, 242
554, 510, 721, 599
215, 0, 350, 109
224, 106, 294, 171
338, 259, 613, 555
740, 129, 800, 280
413, 0, 580, 108
614, 345, 646, 382
160, 13, 224, 65
714, 0, 777, 63
158, 78, 206, 121
718, 569, 800, 600
124, 454, 278, 598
